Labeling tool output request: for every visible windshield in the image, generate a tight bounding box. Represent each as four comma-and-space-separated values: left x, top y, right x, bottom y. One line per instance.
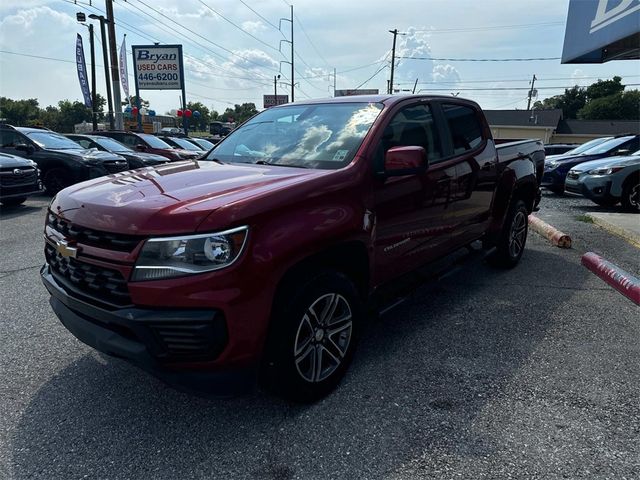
193, 138, 215, 150
580, 135, 635, 155
93, 136, 133, 153
139, 134, 172, 149
169, 137, 202, 151
565, 137, 612, 155
26, 131, 83, 150
207, 102, 384, 169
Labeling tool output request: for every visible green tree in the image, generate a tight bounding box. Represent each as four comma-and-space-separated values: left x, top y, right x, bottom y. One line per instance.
220, 103, 258, 124
578, 90, 640, 120
186, 101, 210, 131
56, 99, 93, 132
125, 95, 150, 109
586, 76, 624, 101
533, 86, 587, 119
0, 97, 40, 125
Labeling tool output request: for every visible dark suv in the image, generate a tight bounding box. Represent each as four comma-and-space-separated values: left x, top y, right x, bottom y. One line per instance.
93, 131, 200, 161
0, 152, 43, 206
0, 125, 129, 194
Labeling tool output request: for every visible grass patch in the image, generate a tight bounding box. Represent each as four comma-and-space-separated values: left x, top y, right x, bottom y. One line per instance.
576, 214, 594, 223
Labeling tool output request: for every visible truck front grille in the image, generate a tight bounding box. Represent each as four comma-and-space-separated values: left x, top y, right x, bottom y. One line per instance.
103, 160, 129, 173
45, 243, 132, 307
47, 212, 143, 252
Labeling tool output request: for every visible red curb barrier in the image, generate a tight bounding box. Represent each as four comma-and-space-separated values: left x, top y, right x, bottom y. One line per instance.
528, 215, 572, 248
581, 252, 640, 306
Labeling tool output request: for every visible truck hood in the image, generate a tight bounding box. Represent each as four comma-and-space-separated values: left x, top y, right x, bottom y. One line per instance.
50, 160, 332, 235
0, 152, 37, 168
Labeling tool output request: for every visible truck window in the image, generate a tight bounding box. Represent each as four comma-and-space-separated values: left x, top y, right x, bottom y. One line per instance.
0, 130, 23, 147
442, 104, 483, 155
374, 104, 442, 172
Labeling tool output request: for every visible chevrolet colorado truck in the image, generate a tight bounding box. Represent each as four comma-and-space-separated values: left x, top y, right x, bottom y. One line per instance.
41, 96, 543, 401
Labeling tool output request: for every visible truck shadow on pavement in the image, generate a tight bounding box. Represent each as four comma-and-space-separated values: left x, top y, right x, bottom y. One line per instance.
10, 245, 594, 479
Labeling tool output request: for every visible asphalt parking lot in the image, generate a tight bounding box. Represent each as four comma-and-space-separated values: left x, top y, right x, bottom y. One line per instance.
1, 193, 638, 480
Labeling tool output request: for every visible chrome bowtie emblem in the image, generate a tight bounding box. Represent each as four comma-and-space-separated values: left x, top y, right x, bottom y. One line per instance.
55, 239, 78, 258
13, 169, 24, 175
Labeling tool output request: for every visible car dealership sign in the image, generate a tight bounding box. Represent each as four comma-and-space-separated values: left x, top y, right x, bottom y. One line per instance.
132, 45, 184, 90
562, 0, 640, 63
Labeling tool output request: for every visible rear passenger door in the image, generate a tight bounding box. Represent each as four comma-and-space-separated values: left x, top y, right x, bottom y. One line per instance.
438, 102, 497, 242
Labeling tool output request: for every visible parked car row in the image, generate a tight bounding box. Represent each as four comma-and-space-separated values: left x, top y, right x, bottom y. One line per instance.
542, 134, 640, 212
0, 124, 217, 203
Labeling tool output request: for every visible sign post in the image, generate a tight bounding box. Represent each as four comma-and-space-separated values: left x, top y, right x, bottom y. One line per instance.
131, 44, 186, 133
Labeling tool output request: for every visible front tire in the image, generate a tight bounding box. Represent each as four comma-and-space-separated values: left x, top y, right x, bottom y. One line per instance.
621, 176, 640, 213
263, 271, 362, 402
43, 168, 72, 195
488, 199, 529, 268
0, 196, 27, 207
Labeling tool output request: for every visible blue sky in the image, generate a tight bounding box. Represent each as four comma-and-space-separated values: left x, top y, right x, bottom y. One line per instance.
1, 0, 638, 115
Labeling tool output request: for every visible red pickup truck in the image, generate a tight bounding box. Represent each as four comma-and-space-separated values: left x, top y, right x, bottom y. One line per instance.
41, 95, 544, 401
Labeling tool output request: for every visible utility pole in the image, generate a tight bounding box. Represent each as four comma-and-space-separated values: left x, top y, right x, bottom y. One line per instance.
290, 5, 294, 102
88, 24, 97, 130
105, 0, 123, 130
274, 75, 278, 98
527, 74, 537, 111
333, 67, 337, 97
90, 14, 114, 130
389, 29, 398, 94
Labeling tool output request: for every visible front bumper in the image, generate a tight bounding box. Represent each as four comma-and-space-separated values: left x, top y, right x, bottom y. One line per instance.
541, 168, 567, 189
565, 175, 613, 201
41, 265, 255, 395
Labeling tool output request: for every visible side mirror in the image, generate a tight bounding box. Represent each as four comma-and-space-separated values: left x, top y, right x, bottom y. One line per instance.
15, 143, 34, 154
135, 144, 147, 152
382, 146, 428, 176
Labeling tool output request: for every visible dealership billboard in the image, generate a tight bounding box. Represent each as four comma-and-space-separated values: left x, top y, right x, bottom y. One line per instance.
562, 0, 640, 63
132, 45, 184, 90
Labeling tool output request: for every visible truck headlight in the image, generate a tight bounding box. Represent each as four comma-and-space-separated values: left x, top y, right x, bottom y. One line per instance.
545, 161, 558, 169
132, 226, 248, 281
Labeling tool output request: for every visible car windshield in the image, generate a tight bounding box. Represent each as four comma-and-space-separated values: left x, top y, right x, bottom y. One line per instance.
169, 137, 202, 151
93, 136, 133, 153
565, 137, 612, 155
139, 134, 172, 149
26, 131, 83, 150
579, 135, 635, 155
207, 102, 384, 169
193, 138, 215, 150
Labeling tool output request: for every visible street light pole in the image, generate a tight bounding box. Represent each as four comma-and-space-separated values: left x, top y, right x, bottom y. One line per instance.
90, 14, 114, 130
105, 0, 123, 130
88, 24, 97, 130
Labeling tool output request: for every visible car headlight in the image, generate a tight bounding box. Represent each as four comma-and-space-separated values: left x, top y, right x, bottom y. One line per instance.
546, 161, 558, 169
587, 166, 624, 175
132, 226, 249, 281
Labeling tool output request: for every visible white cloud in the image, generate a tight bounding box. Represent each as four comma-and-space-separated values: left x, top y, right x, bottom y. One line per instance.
432, 64, 461, 84
242, 20, 266, 34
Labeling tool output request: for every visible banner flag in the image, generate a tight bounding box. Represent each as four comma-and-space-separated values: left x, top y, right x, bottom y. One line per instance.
120, 35, 130, 101
75, 34, 92, 108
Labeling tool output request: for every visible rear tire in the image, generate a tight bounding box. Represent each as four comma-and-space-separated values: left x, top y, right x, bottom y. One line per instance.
488, 199, 529, 268
620, 176, 640, 213
262, 271, 362, 402
43, 168, 72, 195
0, 196, 27, 207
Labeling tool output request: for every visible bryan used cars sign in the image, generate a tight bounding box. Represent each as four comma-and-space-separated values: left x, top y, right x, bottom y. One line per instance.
562, 0, 640, 63
132, 45, 184, 90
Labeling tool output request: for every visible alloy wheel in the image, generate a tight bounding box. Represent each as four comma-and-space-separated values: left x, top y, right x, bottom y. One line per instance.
509, 210, 527, 258
293, 293, 353, 383
630, 184, 640, 211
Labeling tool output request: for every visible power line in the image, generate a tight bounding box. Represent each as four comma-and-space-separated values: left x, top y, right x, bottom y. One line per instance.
395, 74, 640, 86
353, 53, 391, 90
417, 83, 640, 92
238, 0, 281, 31
294, 14, 331, 69
398, 56, 561, 62
132, 0, 279, 75
195, 0, 279, 52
